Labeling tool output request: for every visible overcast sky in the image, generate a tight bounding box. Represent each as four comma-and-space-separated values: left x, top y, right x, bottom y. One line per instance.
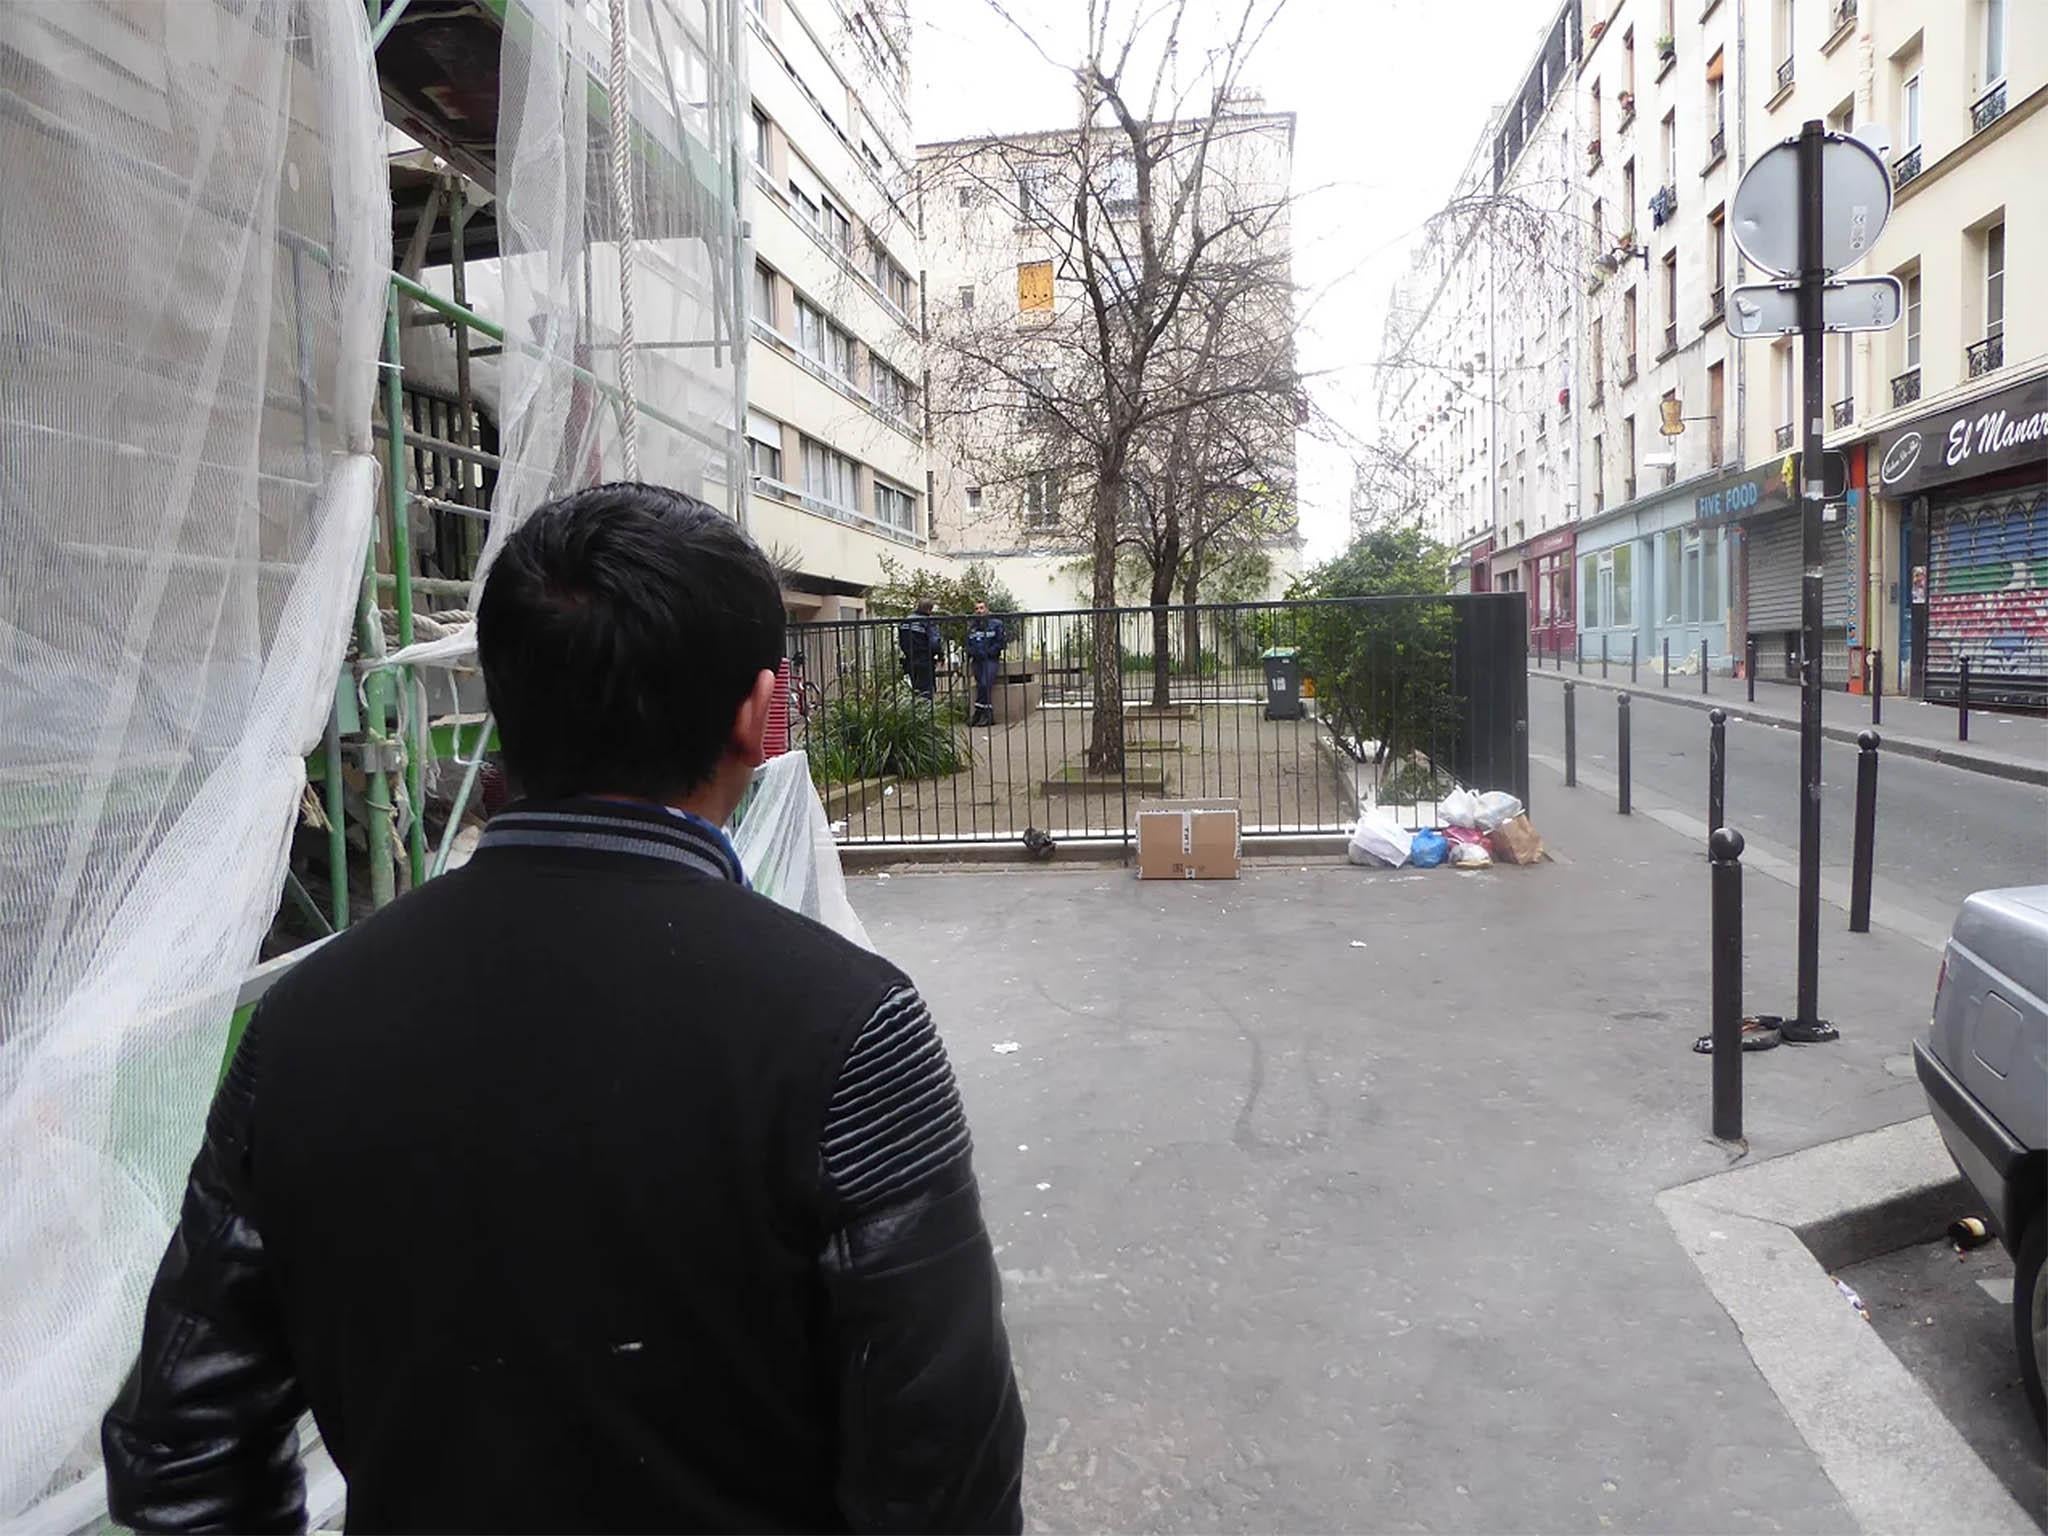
910, 0, 1561, 558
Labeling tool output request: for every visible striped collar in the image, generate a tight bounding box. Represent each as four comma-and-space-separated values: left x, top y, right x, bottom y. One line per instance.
477, 798, 746, 884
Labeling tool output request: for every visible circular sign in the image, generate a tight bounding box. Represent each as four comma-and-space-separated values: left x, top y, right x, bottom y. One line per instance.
1730, 132, 1894, 278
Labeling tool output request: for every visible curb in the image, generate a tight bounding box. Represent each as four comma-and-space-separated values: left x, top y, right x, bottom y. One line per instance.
1528, 669, 2048, 787
840, 832, 1351, 871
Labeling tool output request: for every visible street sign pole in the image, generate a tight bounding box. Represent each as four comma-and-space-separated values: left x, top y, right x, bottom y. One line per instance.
1794, 119, 1828, 1037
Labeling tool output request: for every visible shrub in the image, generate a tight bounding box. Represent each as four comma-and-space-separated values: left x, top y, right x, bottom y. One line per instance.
807, 676, 964, 783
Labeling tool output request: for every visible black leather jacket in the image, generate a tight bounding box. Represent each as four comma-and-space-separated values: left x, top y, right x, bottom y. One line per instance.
103, 801, 1024, 1534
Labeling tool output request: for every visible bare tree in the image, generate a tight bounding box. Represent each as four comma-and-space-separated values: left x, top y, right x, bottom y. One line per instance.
921, 0, 1297, 771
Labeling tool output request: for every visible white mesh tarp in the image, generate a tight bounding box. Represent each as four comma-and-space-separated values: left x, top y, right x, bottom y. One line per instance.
0, 0, 389, 1517
477, 0, 744, 581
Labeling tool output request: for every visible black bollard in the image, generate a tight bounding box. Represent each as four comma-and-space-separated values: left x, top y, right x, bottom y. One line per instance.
1577, 633, 1585, 674
1746, 636, 1757, 702
1631, 633, 1639, 682
1958, 656, 1971, 742
1708, 708, 1726, 835
1710, 827, 1746, 1141
1617, 692, 1632, 815
1663, 636, 1670, 688
1564, 680, 1578, 788
1850, 730, 1880, 934
1871, 649, 1883, 726
1701, 638, 1710, 694
1602, 634, 1610, 679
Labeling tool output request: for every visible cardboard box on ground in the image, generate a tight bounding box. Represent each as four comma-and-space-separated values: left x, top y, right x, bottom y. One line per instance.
1135, 799, 1242, 881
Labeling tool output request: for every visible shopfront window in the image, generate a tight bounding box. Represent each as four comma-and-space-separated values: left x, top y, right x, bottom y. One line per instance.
1663, 529, 1683, 621
1580, 553, 1600, 628
1702, 527, 1721, 617
1612, 544, 1633, 626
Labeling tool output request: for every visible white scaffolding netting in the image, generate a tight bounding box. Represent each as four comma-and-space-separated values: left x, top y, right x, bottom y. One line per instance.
0, 0, 389, 1517
474, 0, 744, 586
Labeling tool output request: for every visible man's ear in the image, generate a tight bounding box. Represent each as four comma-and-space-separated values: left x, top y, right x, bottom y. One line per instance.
731, 667, 778, 769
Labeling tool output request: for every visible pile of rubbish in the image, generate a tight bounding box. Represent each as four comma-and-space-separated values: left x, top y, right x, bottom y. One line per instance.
1346, 788, 1543, 871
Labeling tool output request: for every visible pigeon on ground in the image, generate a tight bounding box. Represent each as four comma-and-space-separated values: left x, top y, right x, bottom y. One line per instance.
1022, 827, 1057, 861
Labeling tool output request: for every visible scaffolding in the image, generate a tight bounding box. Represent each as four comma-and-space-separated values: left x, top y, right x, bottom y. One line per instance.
0, 0, 748, 1519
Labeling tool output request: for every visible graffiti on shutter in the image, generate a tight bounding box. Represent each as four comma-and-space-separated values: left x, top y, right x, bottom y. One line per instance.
1925, 489, 2048, 707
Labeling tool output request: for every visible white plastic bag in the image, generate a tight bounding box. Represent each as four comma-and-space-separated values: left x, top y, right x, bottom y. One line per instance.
1440, 787, 1483, 829
1450, 840, 1493, 868
732, 752, 874, 951
1347, 808, 1413, 867
1474, 791, 1524, 831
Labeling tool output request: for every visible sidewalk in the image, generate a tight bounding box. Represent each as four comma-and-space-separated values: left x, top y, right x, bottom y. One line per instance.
849, 765, 1959, 1532
1530, 662, 2048, 786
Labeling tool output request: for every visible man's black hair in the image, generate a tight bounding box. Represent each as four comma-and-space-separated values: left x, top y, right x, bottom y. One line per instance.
477, 482, 785, 800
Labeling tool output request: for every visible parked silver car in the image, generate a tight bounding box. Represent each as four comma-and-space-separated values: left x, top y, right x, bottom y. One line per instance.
1916, 885, 2048, 1435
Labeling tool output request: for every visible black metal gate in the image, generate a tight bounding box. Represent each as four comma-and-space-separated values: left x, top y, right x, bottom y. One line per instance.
785, 593, 1530, 848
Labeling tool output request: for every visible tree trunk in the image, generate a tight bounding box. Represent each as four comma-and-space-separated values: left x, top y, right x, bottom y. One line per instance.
1149, 515, 1180, 709
1181, 542, 1203, 683
1085, 475, 1124, 773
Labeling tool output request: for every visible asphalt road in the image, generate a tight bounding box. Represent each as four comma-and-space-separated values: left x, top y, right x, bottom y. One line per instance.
1527, 677, 2048, 934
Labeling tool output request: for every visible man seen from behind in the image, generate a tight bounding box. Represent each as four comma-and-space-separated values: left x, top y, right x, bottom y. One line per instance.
102, 483, 1026, 1534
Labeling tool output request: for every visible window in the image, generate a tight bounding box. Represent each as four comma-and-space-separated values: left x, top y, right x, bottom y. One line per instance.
751, 262, 775, 326
788, 180, 819, 227
1591, 432, 1605, 509
1590, 80, 1602, 144
746, 410, 783, 482
958, 285, 975, 312
1017, 166, 1050, 224
1623, 158, 1636, 229
1707, 361, 1725, 464
1827, 95, 1854, 136
1774, 0, 1794, 67
1101, 157, 1139, 217
822, 199, 853, 255
1622, 287, 1638, 375
1592, 196, 1605, 256
1702, 527, 1721, 619
1775, 340, 1795, 436
1622, 414, 1637, 501
889, 265, 914, 313
1581, 553, 1601, 626
1663, 528, 1683, 620
827, 323, 853, 381
752, 109, 771, 170
800, 438, 856, 510
957, 183, 974, 207
1612, 542, 1633, 627
1019, 367, 1054, 423
1986, 221, 2006, 339
1623, 26, 1635, 95
1017, 260, 1054, 313
874, 480, 918, 534
794, 296, 825, 361
1590, 315, 1605, 388
1709, 205, 1726, 295
1661, 251, 1678, 353
1902, 71, 1922, 149
965, 485, 983, 510
1661, 110, 1677, 186
1905, 271, 1922, 367
1707, 49, 1726, 144
1985, 0, 2008, 85
1024, 470, 1060, 526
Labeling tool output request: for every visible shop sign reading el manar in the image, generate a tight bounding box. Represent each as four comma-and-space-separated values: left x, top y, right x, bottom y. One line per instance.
1875, 373, 2048, 496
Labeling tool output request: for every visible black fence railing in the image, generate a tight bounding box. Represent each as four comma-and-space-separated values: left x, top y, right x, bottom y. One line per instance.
785, 595, 1530, 847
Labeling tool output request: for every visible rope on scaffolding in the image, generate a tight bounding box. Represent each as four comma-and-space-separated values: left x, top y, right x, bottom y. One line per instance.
607, 0, 642, 479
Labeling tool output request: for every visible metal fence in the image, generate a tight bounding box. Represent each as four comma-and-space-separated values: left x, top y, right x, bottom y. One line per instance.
787, 594, 1530, 847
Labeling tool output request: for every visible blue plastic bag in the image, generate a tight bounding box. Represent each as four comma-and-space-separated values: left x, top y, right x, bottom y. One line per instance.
1409, 828, 1449, 869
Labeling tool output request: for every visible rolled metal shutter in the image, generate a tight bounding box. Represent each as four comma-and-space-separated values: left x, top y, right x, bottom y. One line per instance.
1745, 511, 1851, 632
1925, 488, 2048, 708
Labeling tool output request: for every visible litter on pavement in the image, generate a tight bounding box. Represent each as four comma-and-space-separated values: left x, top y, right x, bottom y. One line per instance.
991, 1041, 1020, 1054
1345, 790, 1542, 872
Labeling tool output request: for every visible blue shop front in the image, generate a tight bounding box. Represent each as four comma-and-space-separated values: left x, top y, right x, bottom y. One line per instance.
1573, 464, 1793, 674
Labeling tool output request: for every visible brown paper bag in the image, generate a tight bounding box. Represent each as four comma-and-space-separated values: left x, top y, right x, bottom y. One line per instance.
1490, 813, 1544, 865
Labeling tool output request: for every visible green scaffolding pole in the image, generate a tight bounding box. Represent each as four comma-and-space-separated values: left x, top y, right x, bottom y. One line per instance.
382, 288, 427, 889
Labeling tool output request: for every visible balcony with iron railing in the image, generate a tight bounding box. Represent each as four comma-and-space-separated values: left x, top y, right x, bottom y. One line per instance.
1973, 81, 2008, 135
1706, 286, 1725, 326
1891, 368, 1922, 408
1659, 322, 1678, 360
1704, 125, 1726, 170
1775, 56, 1795, 93
1893, 145, 1923, 187
1825, 0, 1858, 49
1831, 397, 1854, 428
1774, 422, 1794, 452
1967, 334, 2005, 378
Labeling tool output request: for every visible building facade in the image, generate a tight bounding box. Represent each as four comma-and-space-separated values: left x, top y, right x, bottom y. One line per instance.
743, 0, 945, 618
1573, 0, 1745, 673
1741, 0, 2047, 703
1373, 2, 1583, 649
918, 107, 1302, 611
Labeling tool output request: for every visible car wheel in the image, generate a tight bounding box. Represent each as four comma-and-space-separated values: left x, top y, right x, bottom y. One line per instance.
2018, 1215, 2048, 1437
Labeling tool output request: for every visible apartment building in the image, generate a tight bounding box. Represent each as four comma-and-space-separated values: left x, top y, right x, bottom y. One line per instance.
1738, 0, 2045, 702
1376, 2, 1583, 648
1572, 0, 1747, 672
918, 107, 1302, 612
744, 0, 944, 618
